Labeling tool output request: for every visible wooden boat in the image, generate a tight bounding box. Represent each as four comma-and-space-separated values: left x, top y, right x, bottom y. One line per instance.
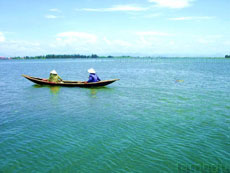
22, 74, 119, 87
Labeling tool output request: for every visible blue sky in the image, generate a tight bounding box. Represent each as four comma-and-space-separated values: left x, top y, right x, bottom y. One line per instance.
0, 0, 229, 57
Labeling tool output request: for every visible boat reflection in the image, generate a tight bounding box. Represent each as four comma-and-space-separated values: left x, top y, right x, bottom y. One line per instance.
49, 86, 60, 94
90, 88, 97, 98
32, 85, 114, 96
33, 85, 60, 94
87, 87, 114, 98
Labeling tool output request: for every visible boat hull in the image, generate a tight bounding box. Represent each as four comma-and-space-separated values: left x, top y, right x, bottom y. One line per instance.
22, 75, 119, 87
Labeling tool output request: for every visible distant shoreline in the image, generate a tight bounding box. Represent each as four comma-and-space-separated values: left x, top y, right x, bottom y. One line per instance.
0, 54, 227, 60
0, 54, 132, 60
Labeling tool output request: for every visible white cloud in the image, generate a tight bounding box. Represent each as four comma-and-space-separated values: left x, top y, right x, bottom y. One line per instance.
207, 35, 223, 39
0, 40, 43, 56
45, 15, 58, 19
134, 31, 173, 48
131, 31, 186, 54
148, 0, 194, 8
114, 40, 132, 47
169, 16, 214, 21
10, 40, 41, 47
224, 41, 230, 46
144, 13, 162, 18
103, 37, 112, 45
78, 5, 148, 12
56, 32, 98, 45
136, 31, 172, 37
197, 38, 215, 44
103, 37, 132, 47
169, 41, 175, 45
0, 32, 5, 42
49, 8, 61, 12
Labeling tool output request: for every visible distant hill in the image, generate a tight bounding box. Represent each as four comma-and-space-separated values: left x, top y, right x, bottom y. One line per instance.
225, 55, 230, 58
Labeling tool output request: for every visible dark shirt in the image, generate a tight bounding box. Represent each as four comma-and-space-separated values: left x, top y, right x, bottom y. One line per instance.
87, 73, 101, 83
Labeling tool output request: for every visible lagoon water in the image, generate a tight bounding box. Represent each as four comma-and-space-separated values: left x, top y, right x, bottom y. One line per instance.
0, 57, 230, 172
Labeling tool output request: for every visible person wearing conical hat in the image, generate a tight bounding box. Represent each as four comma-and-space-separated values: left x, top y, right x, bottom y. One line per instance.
86, 68, 101, 83
48, 70, 63, 83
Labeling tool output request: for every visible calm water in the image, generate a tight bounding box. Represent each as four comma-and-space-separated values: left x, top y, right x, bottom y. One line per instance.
0, 58, 230, 172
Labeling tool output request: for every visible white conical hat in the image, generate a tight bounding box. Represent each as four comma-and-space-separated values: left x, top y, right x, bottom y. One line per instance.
50, 70, 57, 74
88, 68, 96, 73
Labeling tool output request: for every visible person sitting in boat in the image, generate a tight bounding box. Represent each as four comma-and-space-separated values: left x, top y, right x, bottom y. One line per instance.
48, 70, 63, 83
87, 68, 101, 83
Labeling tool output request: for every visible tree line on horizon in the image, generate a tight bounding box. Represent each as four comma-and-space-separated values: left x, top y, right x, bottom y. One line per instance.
1, 54, 132, 60
11, 54, 103, 59
9, 54, 134, 59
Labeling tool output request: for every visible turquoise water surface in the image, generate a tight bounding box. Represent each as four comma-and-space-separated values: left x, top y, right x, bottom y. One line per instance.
0, 58, 230, 172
